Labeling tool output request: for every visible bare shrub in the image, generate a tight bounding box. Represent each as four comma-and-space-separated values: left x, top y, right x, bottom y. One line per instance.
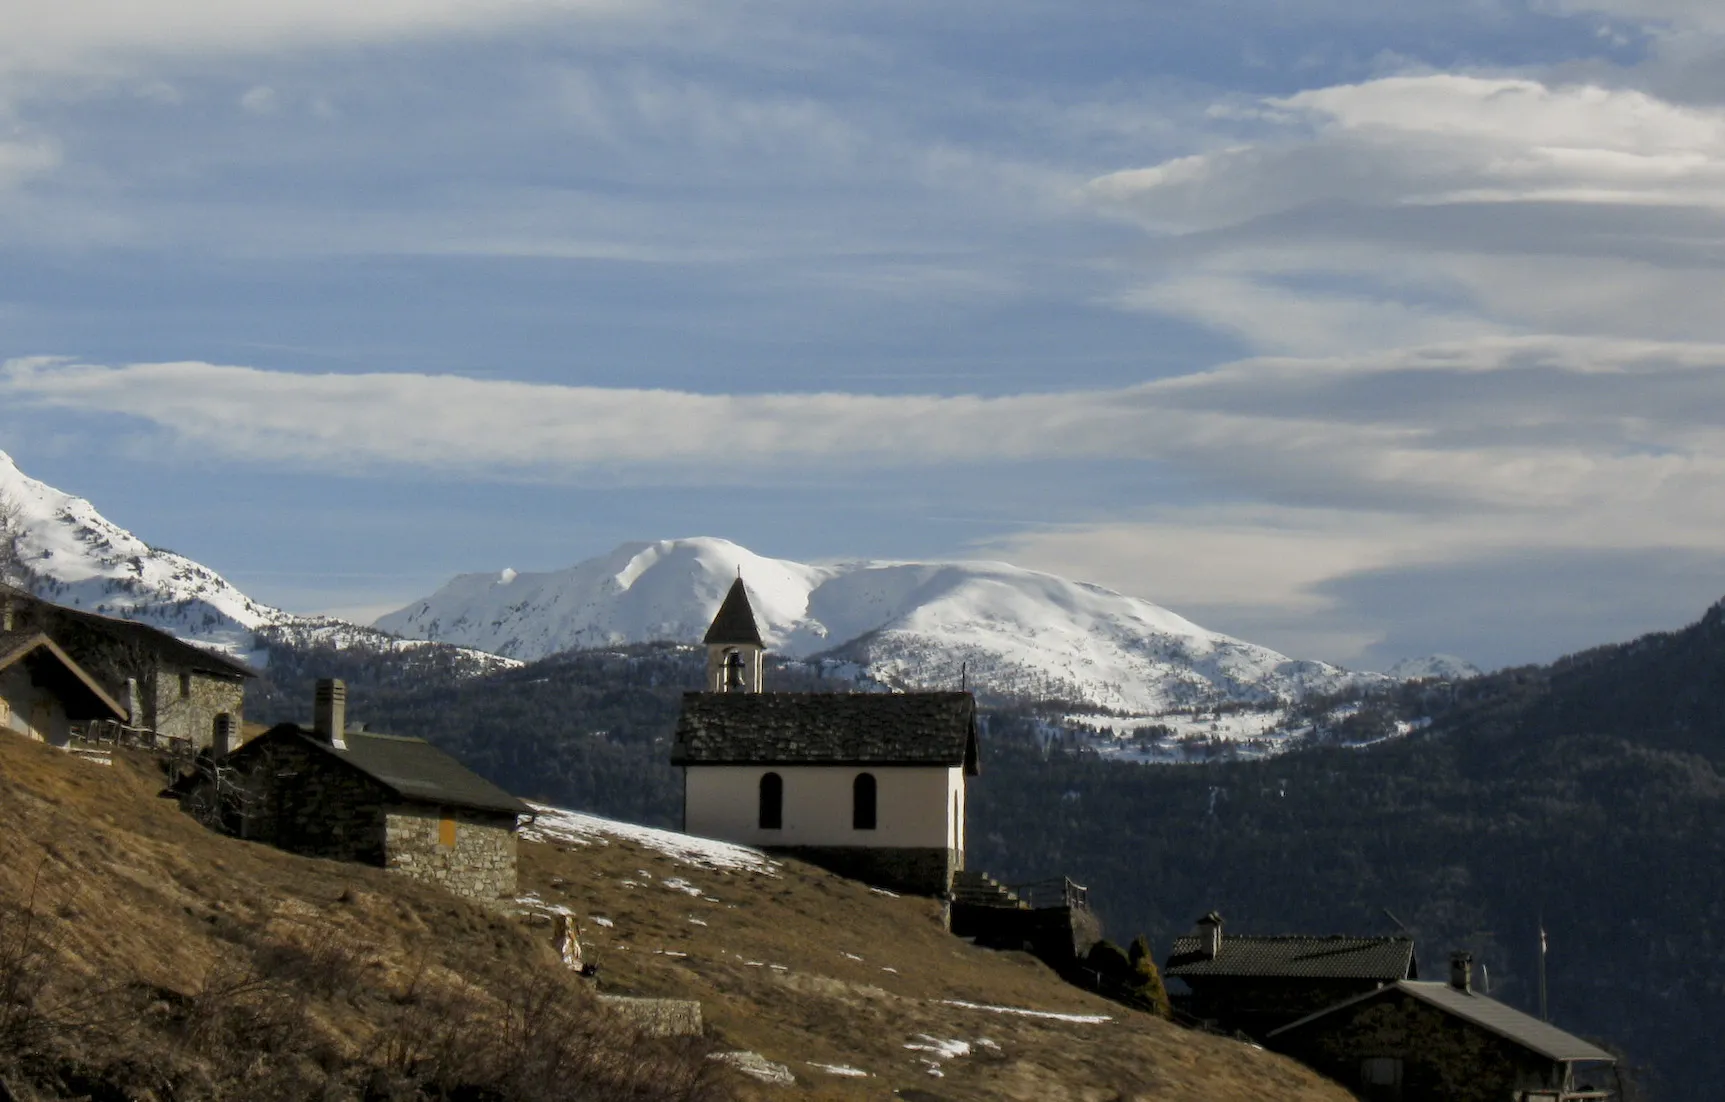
372, 970, 729, 1102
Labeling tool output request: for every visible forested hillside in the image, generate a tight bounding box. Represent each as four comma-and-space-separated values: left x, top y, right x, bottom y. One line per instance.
253, 603, 1725, 1099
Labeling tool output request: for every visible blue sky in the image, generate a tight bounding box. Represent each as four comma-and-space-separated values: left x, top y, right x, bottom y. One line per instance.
6, 0, 1725, 671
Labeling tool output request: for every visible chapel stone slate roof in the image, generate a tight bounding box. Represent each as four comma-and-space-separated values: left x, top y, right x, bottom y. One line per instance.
702, 578, 764, 647
256, 724, 531, 817
672, 691, 979, 772
1165, 933, 1416, 980
1269, 980, 1617, 1064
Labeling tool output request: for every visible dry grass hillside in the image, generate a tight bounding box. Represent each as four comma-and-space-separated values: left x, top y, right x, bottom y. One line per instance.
0, 737, 1356, 1102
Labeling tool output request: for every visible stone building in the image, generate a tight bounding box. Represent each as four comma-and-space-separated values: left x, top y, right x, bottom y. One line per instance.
672, 578, 980, 897
0, 584, 253, 751
1267, 952, 1619, 1102
207, 679, 529, 901
1164, 912, 1418, 1038
0, 627, 128, 745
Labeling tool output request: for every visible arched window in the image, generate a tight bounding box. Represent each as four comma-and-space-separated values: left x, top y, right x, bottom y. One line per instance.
852, 772, 877, 831
758, 772, 783, 830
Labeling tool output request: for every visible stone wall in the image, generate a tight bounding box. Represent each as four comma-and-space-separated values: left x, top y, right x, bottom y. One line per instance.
771, 844, 956, 897
953, 903, 1103, 968
145, 668, 245, 749
1270, 988, 1572, 1102
384, 807, 518, 901
233, 737, 389, 864
598, 996, 704, 1038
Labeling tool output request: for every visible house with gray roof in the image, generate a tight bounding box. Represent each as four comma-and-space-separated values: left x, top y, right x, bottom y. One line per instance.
1267, 952, 1618, 1102
673, 579, 979, 896
1164, 911, 1418, 1037
1, 584, 252, 752
0, 626, 128, 746
191, 678, 530, 901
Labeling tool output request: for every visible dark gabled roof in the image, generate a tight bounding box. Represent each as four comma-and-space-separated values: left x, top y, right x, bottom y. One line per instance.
1268, 980, 1617, 1064
254, 724, 530, 817
672, 691, 979, 772
1165, 934, 1416, 980
0, 630, 128, 720
1, 585, 254, 680
702, 578, 764, 647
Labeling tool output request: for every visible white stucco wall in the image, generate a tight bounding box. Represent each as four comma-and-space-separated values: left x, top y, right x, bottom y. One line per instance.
684, 764, 967, 850
0, 664, 72, 745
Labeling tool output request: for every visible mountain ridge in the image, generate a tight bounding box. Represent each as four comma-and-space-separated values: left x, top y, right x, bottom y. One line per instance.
377, 536, 1398, 714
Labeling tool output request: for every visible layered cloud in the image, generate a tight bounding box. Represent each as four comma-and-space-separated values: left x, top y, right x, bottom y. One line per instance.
1088, 76, 1725, 352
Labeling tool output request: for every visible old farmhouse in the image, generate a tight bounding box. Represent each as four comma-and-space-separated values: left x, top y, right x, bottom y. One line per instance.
0, 584, 253, 751
0, 626, 128, 745
203, 679, 530, 901
1268, 952, 1618, 1102
1164, 911, 1418, 1039
672, 578, 980, 897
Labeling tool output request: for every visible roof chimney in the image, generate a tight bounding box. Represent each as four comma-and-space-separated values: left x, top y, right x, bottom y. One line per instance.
1, 593, 15, 633
313, 679, 347, 749
1194, 911, 1224, 959
1449, 950, 1474, 994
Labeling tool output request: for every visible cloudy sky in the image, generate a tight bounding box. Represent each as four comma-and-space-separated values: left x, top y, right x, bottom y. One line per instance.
5, 0, 1725, 671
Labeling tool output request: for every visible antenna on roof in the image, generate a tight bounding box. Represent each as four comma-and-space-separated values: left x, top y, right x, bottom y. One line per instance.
961, 661, 968, 692
1382, 907, 1410, 934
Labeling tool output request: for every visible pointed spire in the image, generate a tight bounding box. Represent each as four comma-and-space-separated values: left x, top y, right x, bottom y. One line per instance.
703, 576, 764, 646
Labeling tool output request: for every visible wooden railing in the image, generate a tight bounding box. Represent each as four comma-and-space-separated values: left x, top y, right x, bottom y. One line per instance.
1007, 876, 1090, 912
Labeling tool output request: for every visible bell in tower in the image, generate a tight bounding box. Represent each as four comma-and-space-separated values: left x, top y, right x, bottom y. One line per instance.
704, 575, 764, 693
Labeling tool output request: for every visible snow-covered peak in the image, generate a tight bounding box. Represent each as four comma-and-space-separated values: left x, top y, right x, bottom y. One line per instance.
0, 449, 286, 651
0, 449, 517, 672
1385, 654, 1482, 681
377, 537, 1393, 713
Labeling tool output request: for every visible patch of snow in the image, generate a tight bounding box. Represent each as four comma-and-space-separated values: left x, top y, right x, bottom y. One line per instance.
663, 877, 702, 896
880, 966, 898, 974
940, 999, 1112, 1023
869, 886, 900, 898
807, 1062, 869, 1077
590, 916, 614, 928
708, 1051, 795, 1086
841, 952, 863, 961
905, 1035, 970, 1059
524, 804, 781, 876
688, 917, 708, 926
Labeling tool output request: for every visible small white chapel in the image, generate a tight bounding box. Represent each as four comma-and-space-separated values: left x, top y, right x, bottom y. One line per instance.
671, 577, 979, 897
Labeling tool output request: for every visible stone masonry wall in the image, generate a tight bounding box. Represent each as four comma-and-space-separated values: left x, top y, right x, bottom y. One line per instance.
235, 738, 389, 864
1271, 990, 1567, 1102
772, 845, 955, 897
147, 668, 245, 749
385, 808, 518, 901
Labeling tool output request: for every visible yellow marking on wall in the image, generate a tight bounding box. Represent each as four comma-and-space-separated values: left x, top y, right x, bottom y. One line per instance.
439, 816, 457, 848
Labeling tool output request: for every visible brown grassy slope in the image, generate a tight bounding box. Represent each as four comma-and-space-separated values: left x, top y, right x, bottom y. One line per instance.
517, 822, 1355, 1102
0, 736, 1353, 1101
0, 737, 720, 1100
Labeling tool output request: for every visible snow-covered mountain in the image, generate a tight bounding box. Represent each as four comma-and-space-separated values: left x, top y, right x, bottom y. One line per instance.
0, 449, 513, 671
377, 537, 1391, 713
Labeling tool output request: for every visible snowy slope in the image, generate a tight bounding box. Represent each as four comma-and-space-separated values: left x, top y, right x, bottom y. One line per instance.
0, 449, 515, 670
378, 537, 1389, 713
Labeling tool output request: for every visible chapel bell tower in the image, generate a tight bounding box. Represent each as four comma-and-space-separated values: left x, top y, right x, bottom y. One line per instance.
703, 576, 764, 693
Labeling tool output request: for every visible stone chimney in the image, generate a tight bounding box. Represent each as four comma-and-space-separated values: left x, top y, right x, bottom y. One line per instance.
1194, 911, 1224, 959
313, 679, 347, 748
1, 595, 13, 632
1449, 950, 1474, 994
212, 713, 237, 759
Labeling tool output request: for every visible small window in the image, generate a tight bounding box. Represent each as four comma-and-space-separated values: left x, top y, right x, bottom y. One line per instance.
758, 772, 783, 830
852, 772, 877, 830
179, 672, 191, 698
1359, 1057, 1402, 1100
439, 816, 457, 848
